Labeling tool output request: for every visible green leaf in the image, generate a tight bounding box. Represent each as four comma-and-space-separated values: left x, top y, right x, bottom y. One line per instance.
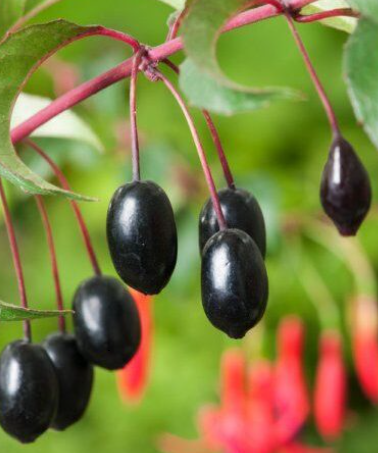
347, 0, 378, 23
158, 0, 185, 10
344, 18, 378, 149
303, 0, 357, 33
0, 20, 99, 199
181, 0, 300, 115
0, 0, 61, 38
13, 93, 104, 152
0, 300, 72, 321
180, 59, 303, 115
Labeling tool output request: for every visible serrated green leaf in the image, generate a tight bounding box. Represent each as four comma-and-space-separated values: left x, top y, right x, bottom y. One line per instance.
303, 0, 357, 33
344, 18, 378, 150
347, 0, 378, 23
180, 59, 303, 115
181, 0, 300, 115
158, 0, 185, 10
0, 300, 72, 321
0, 20, 99, 199
13, 93, 103, 152
0, 0, 61, 38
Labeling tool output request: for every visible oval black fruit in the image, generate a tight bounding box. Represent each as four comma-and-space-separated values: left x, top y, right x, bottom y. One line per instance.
0, 340, 58, 443
43, 332, 94, 431
199, 187, 266, 257
107, 180, 178, 295
201, 229, 268, 339
73, 275, 141, 370
320, 136, 372, 236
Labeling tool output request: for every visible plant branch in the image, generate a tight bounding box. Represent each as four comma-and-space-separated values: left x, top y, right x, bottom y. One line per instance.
0, 179, 31, 340
11, 0, 319, 144
25, 140, 102, 276
35, 195, 66, 333
294, 8, 359, 23
156, 70, 227, 230
130, 50, 144, 181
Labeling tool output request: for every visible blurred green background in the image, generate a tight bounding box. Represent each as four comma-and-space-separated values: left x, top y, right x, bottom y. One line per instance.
1, 1, 378, 452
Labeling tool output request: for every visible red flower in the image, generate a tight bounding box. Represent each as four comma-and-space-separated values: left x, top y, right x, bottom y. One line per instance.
275, 317, 310, 445
351, 296, 378, 403
314, 330, 347, 440
117, 289, 153, 403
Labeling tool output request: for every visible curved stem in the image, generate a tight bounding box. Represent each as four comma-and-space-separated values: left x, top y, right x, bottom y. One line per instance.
24, 140, 101, 276
35, 196, 66, 333
284, 11, 341, 138
294, 8, 359, 23
0, 179, 31, 341
166, 7, 189, 42
156, 71, 227, 229
130, 50, 144, 182
96, 26, 140, 52
163, 59, 235, 190
11, 0, 318, 144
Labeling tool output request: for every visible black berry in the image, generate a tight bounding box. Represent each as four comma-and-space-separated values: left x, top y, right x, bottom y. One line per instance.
107, 180, 178, 295
199, 187, 266, 257
43, 332, 94, 431
320, 136, 372, 236
73, 275, 141, 370
201, 229, 268, 339
0, 340, 58, 443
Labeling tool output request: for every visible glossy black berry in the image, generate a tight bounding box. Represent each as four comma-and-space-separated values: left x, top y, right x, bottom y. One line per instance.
43, 332, 94, 431
201, 229, 269, 339
199, 187, 266, 257
73, 275, 141, 370
107, 180, 178, 295
0, 340, 58, 443
320, 136, 372, 236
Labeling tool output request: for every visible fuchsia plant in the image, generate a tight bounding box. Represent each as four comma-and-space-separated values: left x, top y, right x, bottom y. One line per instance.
0, 0, 376, 446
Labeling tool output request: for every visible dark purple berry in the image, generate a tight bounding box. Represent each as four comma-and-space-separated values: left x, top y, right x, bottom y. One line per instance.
320, 136, 372, 236
43, 332, 94, 431
201, 229, 268, 339
73, 276, 141, 370
199, 187, 266, 257
107, 180, 178, 295
0, 340, 58, 443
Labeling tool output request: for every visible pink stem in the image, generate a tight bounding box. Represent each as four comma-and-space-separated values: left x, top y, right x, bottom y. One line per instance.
165, 7, 189, 42
284, 12, 341, 137
130, 50, 144, 181
0, 179, 31, 341
11, 0, 318, 144
24, 140, 102, 276
157, 70, 226, 230
35, 195, 66, 332
294, 8, 359, 23
163, 59, 235, 190
96, 26, 140, 52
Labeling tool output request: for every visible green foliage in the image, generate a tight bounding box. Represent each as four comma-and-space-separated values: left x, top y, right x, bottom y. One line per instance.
157, 0, 185, 10
180, 0, 300, 114
0, 301, 71, 321
348, 0, 378, 23
0, 20, 98, 199
304, 0, 357, 33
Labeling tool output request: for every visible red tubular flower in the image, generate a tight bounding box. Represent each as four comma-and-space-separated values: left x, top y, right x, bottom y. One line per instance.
117, 289, 153, 403
351, 296, 378, 403
314, 330, 346, 440
274, 316, 310, 445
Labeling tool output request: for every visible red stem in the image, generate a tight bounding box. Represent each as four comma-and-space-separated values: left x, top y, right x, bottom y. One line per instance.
35, 196, 66, 332
284, 12, 341, 138
294, 8, 359, 23
0, 179, 31, 341
130, 50, 144, 182
96, 26, 140, 52
11, 0, 318, 144
156, 70, 227, 230
163, 59, 235, 190
165, 7, 189, 42
24, 140, 102, 276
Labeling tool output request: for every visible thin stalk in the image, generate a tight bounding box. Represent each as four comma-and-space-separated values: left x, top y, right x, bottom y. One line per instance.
35, 196, 66, 333
166, 7, 189, 42
130, 50, 144, 182
284, 11, 341, 138
156, 71, 227, 229
24, 140, 101, 276
163, 59, 235, 189
0, 180, 31, 341
294, 8, 359, 23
